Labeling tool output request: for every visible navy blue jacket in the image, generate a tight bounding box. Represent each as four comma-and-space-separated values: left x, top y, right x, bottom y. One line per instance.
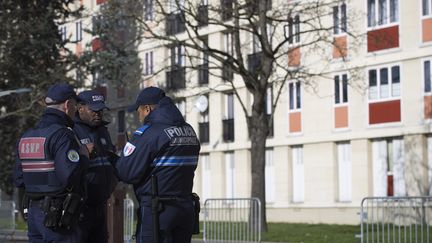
14, 108, 88, 197
73, 117, 117, 205
116, 97, 200, 199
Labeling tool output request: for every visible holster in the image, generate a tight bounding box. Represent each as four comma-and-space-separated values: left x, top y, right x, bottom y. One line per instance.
21, 194, 29, 221
43, 196, 63, 229
58, 193, 84, 230
191, 193, 200, 234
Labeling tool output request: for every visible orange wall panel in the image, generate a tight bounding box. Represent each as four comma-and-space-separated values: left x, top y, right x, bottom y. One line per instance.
333, 36, 347, 59
424, 95, 432, 119
289, 112, 302, 133
367, 25, 399, 52
334, 106, 348, 128
288, 47, 301, 67
423, 18, 432, 43
369, 100, 401, 124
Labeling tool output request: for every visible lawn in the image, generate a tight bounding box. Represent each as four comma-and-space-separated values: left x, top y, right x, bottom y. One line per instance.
194, 222, 361, 243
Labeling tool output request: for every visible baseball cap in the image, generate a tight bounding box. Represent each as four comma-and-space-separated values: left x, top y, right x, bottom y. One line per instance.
127, 87, 165, 112
45, 83, 79, 105
78, 90, 109, 111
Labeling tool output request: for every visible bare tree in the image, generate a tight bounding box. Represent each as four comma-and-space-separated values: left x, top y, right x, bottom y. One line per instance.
104, 0, 363, 231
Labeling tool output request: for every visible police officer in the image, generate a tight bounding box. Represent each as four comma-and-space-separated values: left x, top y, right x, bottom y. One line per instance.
115, 87, 200, 243
73, 90, 118, 243
13, 83, 89, 242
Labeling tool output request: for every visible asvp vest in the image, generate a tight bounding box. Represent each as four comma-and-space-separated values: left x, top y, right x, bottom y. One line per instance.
18, 124, 64, 195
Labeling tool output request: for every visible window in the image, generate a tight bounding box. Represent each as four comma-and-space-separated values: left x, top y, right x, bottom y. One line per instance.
75, 21, 82, 42
200, 154, 211, 201
372, 138, 405, 197
59, 26, 67, 42
423, 0, 432, 16
199, 110, 209, 143
225, 152, 235, 198
265, 149, 275, 203
333, 3, 347, 34
368, 65, 400, 100
367, 0, 399, 27
289, 81, 301, 110
224, 32, 234, 56
223, 93, 234, 142
144, 0, 154, 21
425, 60, 432, 93
285, 14, 300, 44
170, 44, 185, 67
251, 32, 262, 53
337, 142, 351, 202
334, 74, 348, 104
427, 136, 432, 195
144, 51, 154, 76
291, 146, 304, 203
169, 0, 184, 13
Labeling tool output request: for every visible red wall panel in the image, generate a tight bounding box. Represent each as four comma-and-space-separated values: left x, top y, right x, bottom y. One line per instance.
367, 25, 399, 52
369, 100, 401, 124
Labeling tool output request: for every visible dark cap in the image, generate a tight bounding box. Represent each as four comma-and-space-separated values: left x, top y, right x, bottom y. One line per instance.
127, 87, 165, 112
45, 83, 78, 105
78, 90, 109, 111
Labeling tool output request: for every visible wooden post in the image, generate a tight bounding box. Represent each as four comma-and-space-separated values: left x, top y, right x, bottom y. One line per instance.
107, 188, 126, 243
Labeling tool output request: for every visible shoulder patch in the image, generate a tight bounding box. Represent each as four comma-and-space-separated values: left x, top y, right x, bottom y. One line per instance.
67, 149, 80, 163
134, 125, 150, 136
123, 142, 136, 157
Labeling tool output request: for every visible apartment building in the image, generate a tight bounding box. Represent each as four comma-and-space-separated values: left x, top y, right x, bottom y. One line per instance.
62, 0, 432, 224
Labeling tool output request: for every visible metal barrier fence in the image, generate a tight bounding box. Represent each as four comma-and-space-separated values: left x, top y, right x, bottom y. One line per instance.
360, 196, 432, 243
0, 200, 15, 231
123, 197, 135, 243
203, 198, 261, 243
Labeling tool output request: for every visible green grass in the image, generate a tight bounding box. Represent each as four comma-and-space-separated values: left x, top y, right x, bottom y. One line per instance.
193, 222, 361, 243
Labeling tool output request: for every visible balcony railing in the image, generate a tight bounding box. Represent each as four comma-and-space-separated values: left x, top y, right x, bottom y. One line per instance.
222, 59, 234, 82
199, 122, 209, 143
166, 66, 186, 90
166, 12, 186, 35
222, 118, 234, 142
198, 63, 209, 85
247, 52, 262, 78
197, 5, 208, 27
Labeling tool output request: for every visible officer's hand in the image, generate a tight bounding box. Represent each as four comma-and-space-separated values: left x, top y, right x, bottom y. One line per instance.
78, 144, 89, 158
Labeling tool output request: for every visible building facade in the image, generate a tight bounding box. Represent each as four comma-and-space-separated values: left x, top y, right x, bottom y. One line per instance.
64, 0, 432, 225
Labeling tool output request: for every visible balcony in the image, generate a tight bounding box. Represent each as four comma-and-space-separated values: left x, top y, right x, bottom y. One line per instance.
166, 12, 186, 35
166, 66, 186, 90
222, 118, 234, 142
221, 0, 233, 21
197, 5, 208, 27
198, 122, 209, 143
222, 59, 234, 82
198, 63, 209, 85
247, 52, 262, 78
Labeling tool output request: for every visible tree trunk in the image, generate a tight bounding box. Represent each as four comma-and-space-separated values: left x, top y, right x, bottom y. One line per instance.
249, 102, 269, 232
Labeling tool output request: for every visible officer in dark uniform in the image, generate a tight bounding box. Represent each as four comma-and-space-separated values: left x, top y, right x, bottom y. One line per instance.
115, 87, 200, 243
73, 90, 118, 243
13, 83, 89, 243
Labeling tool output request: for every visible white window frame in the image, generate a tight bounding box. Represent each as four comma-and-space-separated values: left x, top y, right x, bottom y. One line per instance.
288, 81, 301, 112
367, 0, 399, 28
368, 64, 401, 101
75, 21, 82, 42
224, 93, 234, 119
372, 138, 405, 197
424, 59, 432, 93
200, 154, 211, 201
423, 0, 432, 16
334, 73, 348, 105
224, 32, 234, 56
59, 26, 67, 42
292, 146, 304, 203
225, 152, 235, 198
266, 86, 273, 115
265, 149, 275, 203
170, 44, 185, 67
337, 142, 352, 202
144, 0, 154, 21
333, 2, 347, 35
144, 51, 154, 76
427, 136, 432, 195
285, 14, 300, 45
